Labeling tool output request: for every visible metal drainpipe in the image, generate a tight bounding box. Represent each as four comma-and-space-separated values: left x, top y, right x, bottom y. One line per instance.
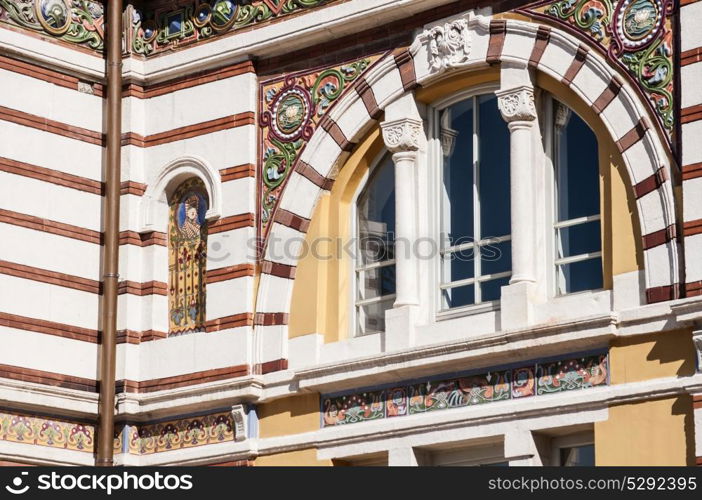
96, 0, 123, 467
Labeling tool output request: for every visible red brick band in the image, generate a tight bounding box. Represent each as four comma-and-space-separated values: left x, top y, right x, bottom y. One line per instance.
562, 45, 589, 85
683, 162, 702, 181
682, 104, 702, 125
0, 156, 102, 195
273, 208, 311, 233
616, 117, 650, 153
206, 264, 255, 284
528, 26, 551, 68
319, 115, 354, 152
684, 219, 702, 237
0, 363, 97, 392
633, 166, 668, 199
117, 280, 168, 296
254, 359, 288, 375
394, 48, 417, 91
116, 364, 250, 394
208, 213, 255, 234
296, 160, 334, 191
681, 47, 702, 67
220, 163, 255, 182
646, 284, 680, 304
592, 76, 623, 114
0, 260, 100, 294
0, 312, 98, 343
122, 112, 255, 148
205, 313, 253, 332
642, 224, 677, 250
0, 208, 102, 244
687, 281, 702, 298
254, 312, 289, 326
116, 329, 168, 345
486, 20, 507, 65
0, 105, 102, 145
355, 77, 382, 121
260, 260, 296, 279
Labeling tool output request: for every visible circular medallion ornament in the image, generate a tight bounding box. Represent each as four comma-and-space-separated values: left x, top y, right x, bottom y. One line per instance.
35, 0, 72, 36
193, 3, 212, 28
614, 0, 664, 51
211, 0, 238, 32
271, 88, 312, 141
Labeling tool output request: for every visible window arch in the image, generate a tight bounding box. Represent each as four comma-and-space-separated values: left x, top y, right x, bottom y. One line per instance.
355, 152, 396, 336
168, 177, 209, 336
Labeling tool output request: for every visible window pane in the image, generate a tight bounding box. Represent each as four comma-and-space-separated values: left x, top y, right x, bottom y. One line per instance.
555, 105, 599, 221
480, 276, 510, 302
560, 444, 595, 466
443, 245, 476, 283
358, 265, 396, 301
357, 299, 393, 336
442, 284, 474, 310
358, 154, 395, 266
481, 240, 511, 276
556, 220, 601, 259
442, 99, 474, 245
557, 257, 603, 294
478, 94, 511, 238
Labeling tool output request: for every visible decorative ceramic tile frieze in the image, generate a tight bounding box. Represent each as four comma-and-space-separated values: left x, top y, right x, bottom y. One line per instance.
258, 54, 383, 248
126, 410, 236, 455
0, 410, 95, 452
519, 0, 675, 142
128, 0, 337, 56
321, 352, 609, 427
0, 0, 105, 51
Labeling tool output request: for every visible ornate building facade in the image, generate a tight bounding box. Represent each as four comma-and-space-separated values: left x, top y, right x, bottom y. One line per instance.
0, 0, 701, 466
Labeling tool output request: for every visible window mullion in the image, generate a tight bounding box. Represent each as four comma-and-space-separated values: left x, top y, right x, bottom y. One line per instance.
473, 96, 482, 304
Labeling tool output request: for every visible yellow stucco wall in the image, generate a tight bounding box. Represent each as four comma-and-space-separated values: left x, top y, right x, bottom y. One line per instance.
256, 449, 333, 467
609, 329, 696, 384
595, 396, 694, 466
595, 330, 696, 465
289, 128, 385, 342
257, 393, 321, 438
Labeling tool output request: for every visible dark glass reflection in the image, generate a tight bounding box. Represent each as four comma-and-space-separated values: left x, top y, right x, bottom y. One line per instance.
560, 444, 595, 466
358, 154, 395, 266
558, 258, 603, 294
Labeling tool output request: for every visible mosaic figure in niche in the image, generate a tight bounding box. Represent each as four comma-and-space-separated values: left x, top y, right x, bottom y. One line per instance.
168, 178, 208, 335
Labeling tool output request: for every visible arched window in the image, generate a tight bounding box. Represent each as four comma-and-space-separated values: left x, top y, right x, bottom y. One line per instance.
355, 152, 396, 336
168, 177, 208, 335
438, 93, 511, 310
548, 98, 602, 295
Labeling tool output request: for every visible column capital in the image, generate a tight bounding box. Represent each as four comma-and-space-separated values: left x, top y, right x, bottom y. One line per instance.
496, 85, 537, 123
380, 117, 423, 153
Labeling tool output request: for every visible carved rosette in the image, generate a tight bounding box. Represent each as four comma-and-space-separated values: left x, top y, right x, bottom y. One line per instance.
380, 118, 423, 153
497, 86, 537, 123
427, 18, 472, 71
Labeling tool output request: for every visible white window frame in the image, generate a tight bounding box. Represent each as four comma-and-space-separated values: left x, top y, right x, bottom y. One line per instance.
350, 149, 397, 338
429, 84, 511, 318
543, 95, 604, 298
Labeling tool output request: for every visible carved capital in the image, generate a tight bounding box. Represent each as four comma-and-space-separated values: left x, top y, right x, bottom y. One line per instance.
426, 18, 471, 72
231, 404, 247, 442
496, 86, 537, 123
381, 118, 423, 153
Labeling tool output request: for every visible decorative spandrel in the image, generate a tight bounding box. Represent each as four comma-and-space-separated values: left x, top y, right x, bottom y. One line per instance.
519, 0, 675, 145
0, 0, 105, 50
258, 54, 383, 250
168, 178, 208, 336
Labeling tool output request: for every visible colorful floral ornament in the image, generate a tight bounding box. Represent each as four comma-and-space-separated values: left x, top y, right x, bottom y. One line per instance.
258, 55, 382, 250
519, 0, 675, 142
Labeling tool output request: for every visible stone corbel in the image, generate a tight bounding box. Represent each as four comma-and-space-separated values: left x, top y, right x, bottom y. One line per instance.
231, 404, 247, 442
694, 326, 702, 373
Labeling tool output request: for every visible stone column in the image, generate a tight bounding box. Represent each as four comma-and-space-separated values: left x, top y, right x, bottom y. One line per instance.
381, 117, 422, 307
496, 84, 538, 285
